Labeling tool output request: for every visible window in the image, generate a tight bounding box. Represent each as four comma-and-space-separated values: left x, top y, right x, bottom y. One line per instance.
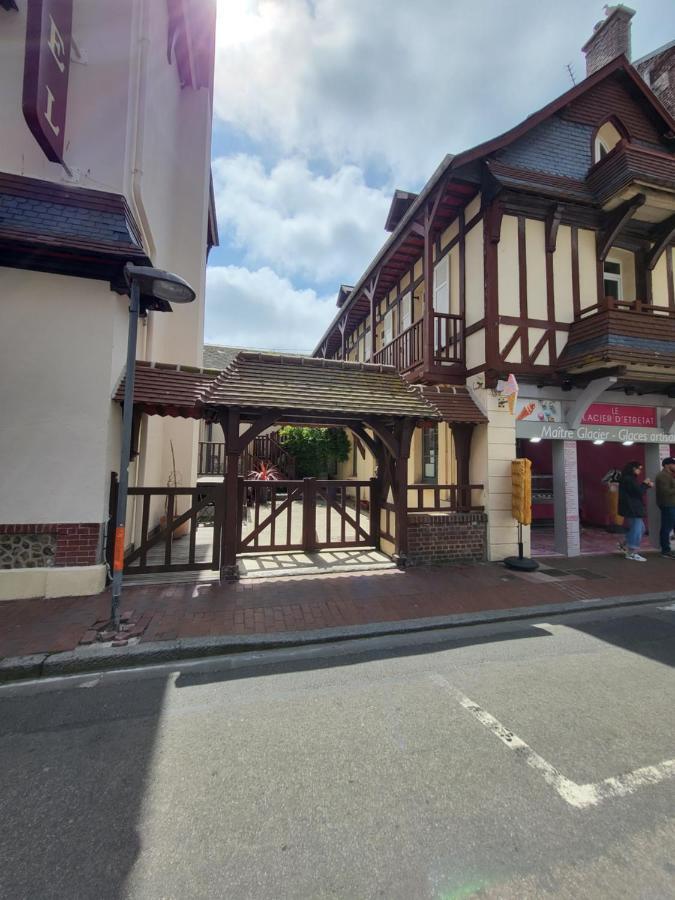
603, 259, 622, 300
594, 138, 610, 161
433, 256, 450, 314
383, 308, 394, 345
422, 424, 438, 484
399, 292, 412, 333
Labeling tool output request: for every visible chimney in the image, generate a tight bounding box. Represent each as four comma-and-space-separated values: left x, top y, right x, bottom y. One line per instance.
582, 5, 635, 77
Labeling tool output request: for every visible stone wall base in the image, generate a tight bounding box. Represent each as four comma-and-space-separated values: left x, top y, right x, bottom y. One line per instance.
407, 511, 488, 566
0, 523, 102, 568
0, 564, 107, 601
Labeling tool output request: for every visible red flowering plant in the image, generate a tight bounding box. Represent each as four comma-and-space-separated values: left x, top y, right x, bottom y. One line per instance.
247, 461, 282, 481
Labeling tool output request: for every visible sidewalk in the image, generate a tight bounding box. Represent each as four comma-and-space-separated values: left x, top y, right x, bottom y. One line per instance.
1, 553, 674, 675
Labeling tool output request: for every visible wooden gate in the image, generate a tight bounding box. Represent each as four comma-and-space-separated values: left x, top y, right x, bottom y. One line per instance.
238, 477, 377, 554
123, 484, 222, 575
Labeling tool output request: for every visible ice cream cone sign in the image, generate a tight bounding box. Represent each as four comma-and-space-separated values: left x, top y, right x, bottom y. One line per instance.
499, 373, 519, 414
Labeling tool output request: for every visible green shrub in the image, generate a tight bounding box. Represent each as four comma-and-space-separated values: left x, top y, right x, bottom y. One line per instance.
278, 426, 350, 478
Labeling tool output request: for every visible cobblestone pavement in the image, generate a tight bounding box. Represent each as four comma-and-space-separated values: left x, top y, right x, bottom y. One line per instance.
1, 552, 674, 659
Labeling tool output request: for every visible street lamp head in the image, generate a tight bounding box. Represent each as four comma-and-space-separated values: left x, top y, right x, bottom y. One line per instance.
124, 263, 196, 305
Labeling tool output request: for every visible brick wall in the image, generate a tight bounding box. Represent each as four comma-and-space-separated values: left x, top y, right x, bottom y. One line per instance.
0, 523, 102, 567
583, 8, 633, 77
407, 511, 487, 566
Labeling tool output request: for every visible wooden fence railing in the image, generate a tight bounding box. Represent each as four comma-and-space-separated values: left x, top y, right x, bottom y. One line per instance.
198, 433, 296, 478
407, 483, 484, 512
373, 319, 423, 372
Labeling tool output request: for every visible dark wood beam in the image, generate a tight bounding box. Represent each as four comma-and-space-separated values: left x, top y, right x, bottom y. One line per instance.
545, 204, 562, 254
646, 214, 675, 271
598, 193, 646, 261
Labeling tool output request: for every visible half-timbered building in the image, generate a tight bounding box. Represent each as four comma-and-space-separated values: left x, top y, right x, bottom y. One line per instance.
312, 12, 675, 561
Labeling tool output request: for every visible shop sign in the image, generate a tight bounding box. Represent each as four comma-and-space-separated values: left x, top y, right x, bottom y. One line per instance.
582, 404, 657, 428
517, 420, 674, 444
22, 0, 73, 165
514, 398, 561, 423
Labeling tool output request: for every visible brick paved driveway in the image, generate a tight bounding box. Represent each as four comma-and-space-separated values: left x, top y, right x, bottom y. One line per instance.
1, 554, 673, 660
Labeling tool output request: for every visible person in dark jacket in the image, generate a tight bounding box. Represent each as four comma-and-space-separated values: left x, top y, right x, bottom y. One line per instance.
655, 457, 675, 558
618, 461, 653, 561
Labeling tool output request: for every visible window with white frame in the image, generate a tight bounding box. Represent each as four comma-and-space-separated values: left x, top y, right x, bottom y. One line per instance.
603, 258, 622, 300
433, 255, 450, 314
594, 137, 610, 162
399, 292, 412, 333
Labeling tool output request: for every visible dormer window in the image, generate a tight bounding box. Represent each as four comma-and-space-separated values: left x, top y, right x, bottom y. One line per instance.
595, 138, 610, 161
592, 119, 626, 163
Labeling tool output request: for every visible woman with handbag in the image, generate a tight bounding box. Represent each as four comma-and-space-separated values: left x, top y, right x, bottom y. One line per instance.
618, 461, 653, 561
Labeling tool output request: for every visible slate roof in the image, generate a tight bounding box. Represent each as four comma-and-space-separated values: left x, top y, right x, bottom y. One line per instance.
0, 172, 149, 280
114, 352, 442, 422
205, 352, 439, 419
416, 385, 488, 425
203, 345, 243, 370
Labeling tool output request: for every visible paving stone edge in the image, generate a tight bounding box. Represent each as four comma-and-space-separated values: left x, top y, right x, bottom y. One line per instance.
1, 590, 673, 683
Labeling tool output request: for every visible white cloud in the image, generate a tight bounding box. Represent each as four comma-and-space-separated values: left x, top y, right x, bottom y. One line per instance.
213, 0, 671, 182
205, 265, 334, 351
212, 155, 390, 284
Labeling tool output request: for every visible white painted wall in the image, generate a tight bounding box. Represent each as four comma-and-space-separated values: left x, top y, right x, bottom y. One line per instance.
0, 0, 215, 594
0, 267, 128, 524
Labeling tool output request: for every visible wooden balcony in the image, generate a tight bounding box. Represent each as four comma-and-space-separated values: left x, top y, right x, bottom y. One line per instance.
587, 141, 675, 208
373, 319, 423, 372
558, 296, 675, 380
372, 313, 463, 375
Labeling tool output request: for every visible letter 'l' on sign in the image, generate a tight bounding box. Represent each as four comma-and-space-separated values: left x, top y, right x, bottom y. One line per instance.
22, 0, 73, 165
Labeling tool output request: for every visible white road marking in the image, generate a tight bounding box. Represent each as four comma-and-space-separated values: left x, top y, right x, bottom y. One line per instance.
429, 673, 675, 810
659, 602, 675, 611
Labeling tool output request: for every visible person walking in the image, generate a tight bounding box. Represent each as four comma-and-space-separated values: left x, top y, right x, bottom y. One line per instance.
618, 461, 652, 562
655, 456, 675, 559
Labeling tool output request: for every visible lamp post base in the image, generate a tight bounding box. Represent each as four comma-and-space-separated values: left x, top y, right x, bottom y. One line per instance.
503, 555, 539, 572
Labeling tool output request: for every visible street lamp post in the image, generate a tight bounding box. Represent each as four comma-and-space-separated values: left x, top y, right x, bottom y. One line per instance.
110, 263, 196, 629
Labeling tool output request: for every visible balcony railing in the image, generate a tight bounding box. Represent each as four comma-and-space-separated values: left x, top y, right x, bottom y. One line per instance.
372, 313, 463, 373
576, 295, 675, 320
373, 318, 423, 372
432, 312, 463, 365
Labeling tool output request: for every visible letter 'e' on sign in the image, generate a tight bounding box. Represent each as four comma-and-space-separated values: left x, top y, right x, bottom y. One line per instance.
22, 0, 73, 165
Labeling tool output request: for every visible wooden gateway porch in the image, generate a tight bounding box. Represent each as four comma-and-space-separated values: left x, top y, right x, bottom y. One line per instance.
112, 353, 486, 581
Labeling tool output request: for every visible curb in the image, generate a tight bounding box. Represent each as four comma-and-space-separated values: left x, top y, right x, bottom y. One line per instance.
1, 590, 673, 683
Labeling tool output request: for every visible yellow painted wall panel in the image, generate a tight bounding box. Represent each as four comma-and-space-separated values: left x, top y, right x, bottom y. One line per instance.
466, 330, 485, 370
553, 225, 573, 323
578, 228, 599, 312
652, 252, 668, 308
465, 195, 481, 222
465, 219, 484, 327
525, 218, 547, 320
498, 215, 520, 317
440, 217, 459, 250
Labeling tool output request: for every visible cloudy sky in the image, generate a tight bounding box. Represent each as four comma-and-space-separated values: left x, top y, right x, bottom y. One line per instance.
204, 0, 675, 353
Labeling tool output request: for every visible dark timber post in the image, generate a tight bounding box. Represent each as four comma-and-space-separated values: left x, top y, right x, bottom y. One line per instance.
451, 423, 474, 511
220, 408, 241, 581
369, 475, 380, 547
393, 419, 414, 566
302, 477, 317, 552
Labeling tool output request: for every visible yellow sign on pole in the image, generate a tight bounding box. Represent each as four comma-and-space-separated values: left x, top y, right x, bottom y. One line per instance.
511, 458, 532, 526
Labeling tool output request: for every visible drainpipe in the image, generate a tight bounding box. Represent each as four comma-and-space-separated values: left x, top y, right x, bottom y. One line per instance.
127, 0, 155, 262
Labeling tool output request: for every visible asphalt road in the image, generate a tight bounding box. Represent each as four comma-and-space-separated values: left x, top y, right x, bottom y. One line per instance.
1, 602, 674, 900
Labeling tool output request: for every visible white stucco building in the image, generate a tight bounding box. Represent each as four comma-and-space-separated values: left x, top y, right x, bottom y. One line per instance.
0, 0, 218, 599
